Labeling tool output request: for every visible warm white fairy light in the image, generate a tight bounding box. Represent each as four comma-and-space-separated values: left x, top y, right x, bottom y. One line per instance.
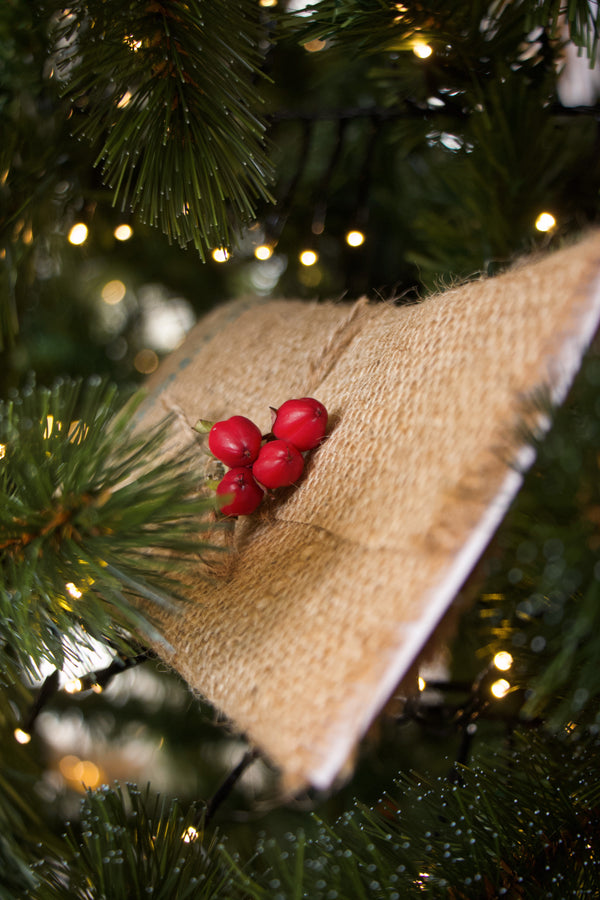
254, 244, 273, 260
101, 279, 126, 305
304, 38, 327, 53
535, 211, 556, 232
0, 444, 6, 460
418, 676, 426, 692
14, 728, 31, 745
43, 415, 61, 438
259, 0, 278, 6
346, 229, 365, 247
491, 678, 511, 699
134, 348, 159, 374
493, 650, 513, 672
91, 683, 104, 694
65, 582, 83, 599
124, 35, 142, 51
68, 223, 88, 245
212, 248, 229, 263
64, 678, 83, 694
114, 224, 133, 241
413, 40, 433, 59
117, 91, 133, 109
299, 249, 318, 266
59, 754, 101, 790
182, 825, 200, 843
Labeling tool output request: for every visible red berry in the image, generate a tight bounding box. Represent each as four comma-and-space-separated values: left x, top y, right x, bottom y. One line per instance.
272, 397, 328, 451
252, 440, 304, 489
216, 467, 264, 516
208, 415, 262, 468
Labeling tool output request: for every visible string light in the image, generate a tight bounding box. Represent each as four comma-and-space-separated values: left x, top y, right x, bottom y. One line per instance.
304, 38, 327, 53
254, 244, 273, 260
0, 443, 6, 459
65, 582, 83, 599
59, 754, 102, 790
346, 229, 365, 247
299, 249, 318, 266
259, 0, 278, 6
182, 826, 200, 843
43, 415, 61, 438
64, 678, 83, 694
123, 35, 142, 51
68, 223, 88, 245
535, 211, 556, 232
117, 91, 133, 109
212, 248, 229, 263
418, 676, 426, 691
134, 348, 159, 374
114, 224, 133, 241
490, 678, 511, 699
101, 279, 126, 305
493, 650, 513, 672
14, 728, 32, 745
413, 40, 433, 59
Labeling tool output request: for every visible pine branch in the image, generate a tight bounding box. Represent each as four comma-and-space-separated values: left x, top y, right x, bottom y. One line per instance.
240, 731, 600, 898
48, 0, 274, 258
0, 377, 217, 679
35, 784, 235, 899
287, 0, 600, 62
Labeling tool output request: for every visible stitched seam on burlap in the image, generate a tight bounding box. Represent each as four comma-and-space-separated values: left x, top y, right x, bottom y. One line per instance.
306, 296, 372, 393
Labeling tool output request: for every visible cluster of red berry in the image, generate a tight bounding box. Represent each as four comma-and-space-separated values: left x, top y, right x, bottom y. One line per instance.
207, 398, 328, 517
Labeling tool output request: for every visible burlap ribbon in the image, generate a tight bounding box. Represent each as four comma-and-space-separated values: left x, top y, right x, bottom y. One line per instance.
137, 233, 600, 791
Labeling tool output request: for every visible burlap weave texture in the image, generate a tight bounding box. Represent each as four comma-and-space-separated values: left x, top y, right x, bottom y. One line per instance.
138, 233, 600, 790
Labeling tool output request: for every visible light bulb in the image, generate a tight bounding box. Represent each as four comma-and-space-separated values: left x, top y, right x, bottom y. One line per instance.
491, 678, 510, 699
413, 40, 433, 59
101, 280, 126, 305
535, 212, 556, 232
182, 826, 200, 843
114, 224, 133, 241
68, 223, 88, 245
299, 249, 318, 266
14, 728, 31, 744
493, 651, 513, 672
254, 244, 273, 260
212, 248, 229, 263
346, 230, 365, 247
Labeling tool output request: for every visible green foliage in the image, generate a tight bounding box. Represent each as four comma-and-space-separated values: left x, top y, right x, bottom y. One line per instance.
0, 0, 77, 350
292, 0, 600, 61
35, 784, 234, 899
49, 0, 274, 258
478, 348, 600, 731
241, 731, 600, 898
0, 377, 215, 678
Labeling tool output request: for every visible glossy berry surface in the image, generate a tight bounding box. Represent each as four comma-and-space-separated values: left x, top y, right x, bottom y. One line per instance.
208, 415, 262, 468
216, 467, 264, 516
272, 397, 328, 451
252, 440, 304, 489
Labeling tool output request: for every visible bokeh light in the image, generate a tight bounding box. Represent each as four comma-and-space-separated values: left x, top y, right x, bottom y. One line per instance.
535, 211, 556, 232
346, 230, 365, 247
299, 249, 318, 266
114, 224, 133, 241
68, 223, 88, 245
413, 40, 433, 58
